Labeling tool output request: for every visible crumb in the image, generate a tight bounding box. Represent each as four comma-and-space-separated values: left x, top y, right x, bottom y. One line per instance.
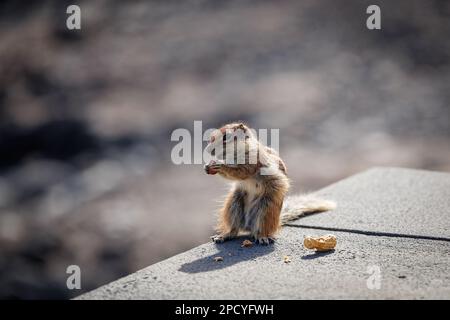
284, 256, 291, 263
213, 256, 223, 262
241, 239, 253, 248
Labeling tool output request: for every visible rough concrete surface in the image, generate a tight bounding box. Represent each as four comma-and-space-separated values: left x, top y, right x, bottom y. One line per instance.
77, 167, 450, 299
291, 167, 450, 238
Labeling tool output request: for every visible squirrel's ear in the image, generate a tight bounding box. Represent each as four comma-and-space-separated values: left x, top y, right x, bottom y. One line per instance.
236, 122, 247, 132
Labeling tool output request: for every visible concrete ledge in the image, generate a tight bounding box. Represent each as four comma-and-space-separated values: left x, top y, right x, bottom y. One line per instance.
77, 167, 450, 299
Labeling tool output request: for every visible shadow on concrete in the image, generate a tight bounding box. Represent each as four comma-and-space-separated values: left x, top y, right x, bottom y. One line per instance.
301, 250, 335, 260
178, 236, 275, 274
285, 224, 450, 243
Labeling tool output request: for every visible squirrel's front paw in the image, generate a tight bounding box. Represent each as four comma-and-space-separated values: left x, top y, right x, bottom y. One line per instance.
211, 234, 226, 243
204, 160, 223, 175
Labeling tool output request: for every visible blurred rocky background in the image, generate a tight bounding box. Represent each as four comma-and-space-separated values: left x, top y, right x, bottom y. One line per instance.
0, 0, 449, 299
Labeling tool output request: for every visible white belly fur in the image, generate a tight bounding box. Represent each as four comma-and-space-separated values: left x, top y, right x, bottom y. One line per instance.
240, 178, 262, 214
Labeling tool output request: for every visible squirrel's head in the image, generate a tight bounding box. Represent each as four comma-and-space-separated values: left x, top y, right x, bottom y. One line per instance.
205, 122, 254, 160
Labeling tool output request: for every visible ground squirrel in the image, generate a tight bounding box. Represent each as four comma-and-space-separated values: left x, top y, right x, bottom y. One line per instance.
204, 122, 336, 245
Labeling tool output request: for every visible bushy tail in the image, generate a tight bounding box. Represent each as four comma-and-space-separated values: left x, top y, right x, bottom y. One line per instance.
280, 194, 336, 225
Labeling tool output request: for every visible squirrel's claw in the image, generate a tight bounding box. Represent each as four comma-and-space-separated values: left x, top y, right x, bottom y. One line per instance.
255, 237, 275, 245
211, 234, 225, 243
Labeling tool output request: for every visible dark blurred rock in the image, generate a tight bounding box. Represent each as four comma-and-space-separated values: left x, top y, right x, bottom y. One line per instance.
0, 120, 100, 171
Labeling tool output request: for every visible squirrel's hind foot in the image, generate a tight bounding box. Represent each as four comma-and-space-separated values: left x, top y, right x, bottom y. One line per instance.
211, 234, 230, 244
254, 236, 276, 245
